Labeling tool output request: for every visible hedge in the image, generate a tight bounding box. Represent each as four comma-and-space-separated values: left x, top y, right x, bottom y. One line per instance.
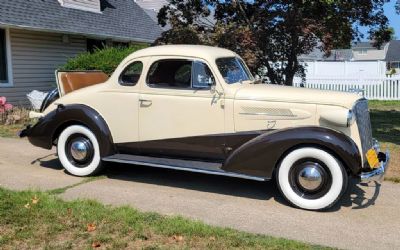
60, 44, 147, 75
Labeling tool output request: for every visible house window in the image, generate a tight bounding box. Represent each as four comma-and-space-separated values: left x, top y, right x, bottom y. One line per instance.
87, 39, 129, 53
390, 62, 400, 69
87, 39, 106, 53
0, 28, 8, 84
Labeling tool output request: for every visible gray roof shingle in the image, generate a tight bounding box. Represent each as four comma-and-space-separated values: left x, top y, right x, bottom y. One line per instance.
0, 0, 163, 42
385, 40, 400, 62
299, 49, 353, 61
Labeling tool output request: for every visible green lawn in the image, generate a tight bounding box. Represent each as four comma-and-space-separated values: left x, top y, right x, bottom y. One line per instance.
369, 100, 400, 182
0, 188, 329, 249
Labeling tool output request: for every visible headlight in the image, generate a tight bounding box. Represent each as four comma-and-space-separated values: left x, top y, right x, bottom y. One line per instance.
347, 110, 356, 127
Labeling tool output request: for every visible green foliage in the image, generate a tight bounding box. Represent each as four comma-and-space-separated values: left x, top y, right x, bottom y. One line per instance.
60, 45, 147, 75
157, 0, 393, 85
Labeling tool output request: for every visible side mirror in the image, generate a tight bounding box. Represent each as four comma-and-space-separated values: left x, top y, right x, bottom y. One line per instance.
253, 75, 263, 84
210, 83, 223, 96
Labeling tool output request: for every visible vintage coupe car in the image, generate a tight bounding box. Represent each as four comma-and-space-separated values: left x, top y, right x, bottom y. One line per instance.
20, 45, 390, 210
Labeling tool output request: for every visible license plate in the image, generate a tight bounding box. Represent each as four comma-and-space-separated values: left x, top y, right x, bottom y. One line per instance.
366, 149, 380, 169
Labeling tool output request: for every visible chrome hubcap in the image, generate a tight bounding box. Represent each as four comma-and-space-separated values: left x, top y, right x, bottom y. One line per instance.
70, 139, 90, 162
297, 166, 323, 191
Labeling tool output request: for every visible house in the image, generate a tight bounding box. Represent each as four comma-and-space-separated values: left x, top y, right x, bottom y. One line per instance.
299, 49, 353, 62
299, 41, 400, 78
385, 40, 400, 73
0, 0, 163, 105
351, 41, 388, 61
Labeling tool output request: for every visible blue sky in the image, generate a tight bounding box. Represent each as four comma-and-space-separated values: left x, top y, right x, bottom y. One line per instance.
385, 0, 399, 38
359, 0, 399, 40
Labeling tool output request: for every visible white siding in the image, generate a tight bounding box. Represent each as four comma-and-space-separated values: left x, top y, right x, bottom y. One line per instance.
59, 0, 101, 13
0, 29, 86, 106
353, 49, 386, 61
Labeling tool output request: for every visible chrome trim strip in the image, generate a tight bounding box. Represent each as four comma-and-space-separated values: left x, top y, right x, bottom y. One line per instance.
360, 149, 390, 183
102, 157, 267, 182
239, 112, 296, 117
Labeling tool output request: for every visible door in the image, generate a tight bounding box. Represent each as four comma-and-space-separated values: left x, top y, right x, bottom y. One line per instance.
138, 58, 226, 160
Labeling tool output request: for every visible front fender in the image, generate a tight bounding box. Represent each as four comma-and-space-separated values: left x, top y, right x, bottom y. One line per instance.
222, 127, 362, 179
22, 104, 115, 157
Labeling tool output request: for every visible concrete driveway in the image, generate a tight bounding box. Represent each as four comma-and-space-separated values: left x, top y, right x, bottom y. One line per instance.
1, 137, 399, 250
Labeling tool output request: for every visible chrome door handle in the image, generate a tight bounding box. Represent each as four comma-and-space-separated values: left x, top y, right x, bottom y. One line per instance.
139, 99, 152, 103
139, 99, 152, 106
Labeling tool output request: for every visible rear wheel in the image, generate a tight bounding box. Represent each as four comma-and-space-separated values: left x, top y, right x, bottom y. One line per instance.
276, 147, 348, 210
57, 125, 103, 176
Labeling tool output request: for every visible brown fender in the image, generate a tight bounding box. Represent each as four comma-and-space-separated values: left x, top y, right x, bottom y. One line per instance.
20, 104, 115, 157
222, 127, 362, 179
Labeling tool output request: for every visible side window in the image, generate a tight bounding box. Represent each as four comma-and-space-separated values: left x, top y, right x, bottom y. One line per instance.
192, 61, 214, 88
147, 59, 214, 89
119, 61, 143, 86
147, 60, 192, 88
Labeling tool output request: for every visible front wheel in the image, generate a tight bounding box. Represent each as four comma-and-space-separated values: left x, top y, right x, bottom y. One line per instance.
57, 125, 103, 176
276, 147, 348, 210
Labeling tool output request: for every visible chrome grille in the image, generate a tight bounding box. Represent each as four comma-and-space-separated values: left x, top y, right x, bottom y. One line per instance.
354, 100, 373, 163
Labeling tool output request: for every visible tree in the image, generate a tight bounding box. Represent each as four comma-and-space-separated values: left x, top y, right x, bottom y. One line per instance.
156, 0, 392, 85
387, 27, 396, 40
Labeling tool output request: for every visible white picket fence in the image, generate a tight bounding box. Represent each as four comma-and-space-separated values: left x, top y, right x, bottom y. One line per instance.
293, 77, 400, 100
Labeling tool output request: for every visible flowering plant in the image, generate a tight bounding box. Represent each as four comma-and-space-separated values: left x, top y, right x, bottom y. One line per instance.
0, 96, 13, 114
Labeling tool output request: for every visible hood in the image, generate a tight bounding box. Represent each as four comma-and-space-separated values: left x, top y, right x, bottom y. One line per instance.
234, 84, 361, 109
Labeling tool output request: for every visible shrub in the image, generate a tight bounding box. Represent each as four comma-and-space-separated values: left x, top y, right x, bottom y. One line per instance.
60, 44, 148, 75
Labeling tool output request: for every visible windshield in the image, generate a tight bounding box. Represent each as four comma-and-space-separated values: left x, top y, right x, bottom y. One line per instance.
216, 57, 253, 84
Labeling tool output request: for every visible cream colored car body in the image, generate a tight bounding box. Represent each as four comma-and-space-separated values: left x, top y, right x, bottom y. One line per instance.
43, 45, 363, 164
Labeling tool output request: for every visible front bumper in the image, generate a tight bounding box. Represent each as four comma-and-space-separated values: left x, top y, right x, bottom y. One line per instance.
359, 149, 390, 183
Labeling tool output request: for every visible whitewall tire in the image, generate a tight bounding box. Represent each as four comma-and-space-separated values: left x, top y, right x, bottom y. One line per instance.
276, 147, 348, 210
57, 125, 103, 176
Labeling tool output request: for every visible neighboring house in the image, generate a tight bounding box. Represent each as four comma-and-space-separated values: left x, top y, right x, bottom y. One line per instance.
0, 0, 163, 105
299, 49, 353, 62
299, 41, 400, 78
385, 40, 400, 73
351, 41, 388, 61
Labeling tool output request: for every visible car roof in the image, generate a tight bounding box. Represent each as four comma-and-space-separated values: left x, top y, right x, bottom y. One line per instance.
128, 45, 238, 61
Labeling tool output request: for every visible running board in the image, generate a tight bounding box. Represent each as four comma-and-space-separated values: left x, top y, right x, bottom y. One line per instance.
102, 154, 266, 182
